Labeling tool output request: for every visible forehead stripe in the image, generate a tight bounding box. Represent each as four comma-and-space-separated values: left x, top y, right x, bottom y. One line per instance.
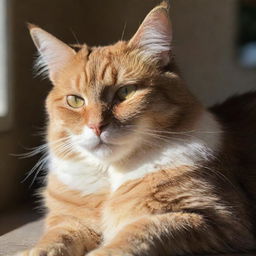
99, 61, 111, 81
98, 61, 118, 85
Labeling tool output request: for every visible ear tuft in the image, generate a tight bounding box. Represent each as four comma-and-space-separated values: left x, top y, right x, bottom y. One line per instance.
159, 0, 170, 10
129, 3, 172, 66
27, 23, 38, 30
28, 25, 75, 81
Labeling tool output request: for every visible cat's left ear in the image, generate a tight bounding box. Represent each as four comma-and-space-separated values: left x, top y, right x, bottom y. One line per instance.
129, 2, 172, 67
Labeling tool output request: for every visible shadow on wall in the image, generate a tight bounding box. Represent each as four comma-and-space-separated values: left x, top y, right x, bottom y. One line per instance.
0, 0, 255, 214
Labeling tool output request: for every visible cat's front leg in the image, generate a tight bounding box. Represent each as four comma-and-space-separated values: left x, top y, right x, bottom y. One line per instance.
86, 248, 133, 256
17, 215, 101, 256
86, 212, 253, 256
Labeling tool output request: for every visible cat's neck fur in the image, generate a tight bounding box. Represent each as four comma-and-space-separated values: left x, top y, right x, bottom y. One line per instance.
49, 109, 222, 193
109, 110, 222, 191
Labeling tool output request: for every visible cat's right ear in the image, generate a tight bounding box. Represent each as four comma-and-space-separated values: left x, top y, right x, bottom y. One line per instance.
128, 2, 172, 67
28, 24, 76, 81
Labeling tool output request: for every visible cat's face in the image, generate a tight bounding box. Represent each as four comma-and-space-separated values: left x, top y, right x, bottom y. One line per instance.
30, 3, 197, 163
46, 43, 176, 163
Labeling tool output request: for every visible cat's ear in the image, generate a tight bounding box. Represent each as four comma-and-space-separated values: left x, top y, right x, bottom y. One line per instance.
128, 2, 172, 66
28, 24, 76, 81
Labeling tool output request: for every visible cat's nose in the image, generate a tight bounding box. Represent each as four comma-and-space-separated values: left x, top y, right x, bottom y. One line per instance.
88, 124, 102, 136
88, 123, 108, 137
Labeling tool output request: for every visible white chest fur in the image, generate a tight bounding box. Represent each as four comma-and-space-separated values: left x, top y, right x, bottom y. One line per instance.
49, 154, 109, 195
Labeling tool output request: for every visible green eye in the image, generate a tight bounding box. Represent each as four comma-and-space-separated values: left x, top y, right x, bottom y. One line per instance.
116, 85, 137, 101
66, 95, 85, 108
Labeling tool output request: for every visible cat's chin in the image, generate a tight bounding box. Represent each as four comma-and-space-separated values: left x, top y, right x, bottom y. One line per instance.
78, 141, 132, 163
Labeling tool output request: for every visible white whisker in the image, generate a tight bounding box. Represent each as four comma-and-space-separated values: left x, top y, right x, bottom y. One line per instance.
19, 136, 72, 186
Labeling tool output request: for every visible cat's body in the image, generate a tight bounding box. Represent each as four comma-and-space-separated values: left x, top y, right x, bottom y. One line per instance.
19, 2, 256, 256
211, 92, 256, 211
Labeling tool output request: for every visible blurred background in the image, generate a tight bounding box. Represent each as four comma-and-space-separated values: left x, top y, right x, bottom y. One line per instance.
0, 0, 256, 235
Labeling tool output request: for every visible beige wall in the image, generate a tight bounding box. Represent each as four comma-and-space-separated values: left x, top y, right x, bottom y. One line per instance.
1, 0, 255, 211
173, 0, 256, 106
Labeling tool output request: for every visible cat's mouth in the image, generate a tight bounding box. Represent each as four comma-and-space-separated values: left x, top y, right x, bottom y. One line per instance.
92, 140, 108, 149
71, 127, 134, 160
86, 138, 116, 151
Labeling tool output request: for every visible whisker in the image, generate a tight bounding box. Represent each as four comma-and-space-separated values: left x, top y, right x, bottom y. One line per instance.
22, 152, 49, 184
13, 137, 70, 159
69, 28, 81, 46
19, 136, 72, 186
29, 155, 50, 188
120, 21, 127, 41
125, 125, 224, 135
194, 163, 240, 196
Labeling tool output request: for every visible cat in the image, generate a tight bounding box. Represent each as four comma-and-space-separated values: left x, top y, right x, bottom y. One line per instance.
18, 1, 256, 256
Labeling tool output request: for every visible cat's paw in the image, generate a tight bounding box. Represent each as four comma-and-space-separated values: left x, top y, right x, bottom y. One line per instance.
86, 248, 133, 256
15, 245, 70, 256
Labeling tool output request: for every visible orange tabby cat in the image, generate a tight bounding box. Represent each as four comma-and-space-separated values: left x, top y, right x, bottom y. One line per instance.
19, 2, 256, 256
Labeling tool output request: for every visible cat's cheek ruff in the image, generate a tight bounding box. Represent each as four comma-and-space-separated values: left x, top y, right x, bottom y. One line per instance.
108, 110, 223, 192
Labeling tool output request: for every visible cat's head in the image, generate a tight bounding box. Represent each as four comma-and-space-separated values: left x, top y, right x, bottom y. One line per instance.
29, 2, 200, 164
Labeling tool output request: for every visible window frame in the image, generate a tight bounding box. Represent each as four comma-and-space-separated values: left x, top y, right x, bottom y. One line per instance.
0, 0, 12, 131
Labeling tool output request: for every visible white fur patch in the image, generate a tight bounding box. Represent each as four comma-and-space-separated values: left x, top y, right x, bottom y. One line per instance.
108, 111, 222, 191
49, 153, 109, 195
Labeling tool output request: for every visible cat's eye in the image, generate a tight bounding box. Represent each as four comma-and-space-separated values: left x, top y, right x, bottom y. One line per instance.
116, 85, 137, 101
66, 95, 85, 108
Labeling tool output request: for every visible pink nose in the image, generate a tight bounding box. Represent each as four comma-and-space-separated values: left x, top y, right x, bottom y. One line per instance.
88, 124, 102, 136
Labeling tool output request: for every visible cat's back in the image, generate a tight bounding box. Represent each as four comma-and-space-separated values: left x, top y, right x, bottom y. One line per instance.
210, 91, 256, 151
210, 91, 256, 129
210, 91, 256, 202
